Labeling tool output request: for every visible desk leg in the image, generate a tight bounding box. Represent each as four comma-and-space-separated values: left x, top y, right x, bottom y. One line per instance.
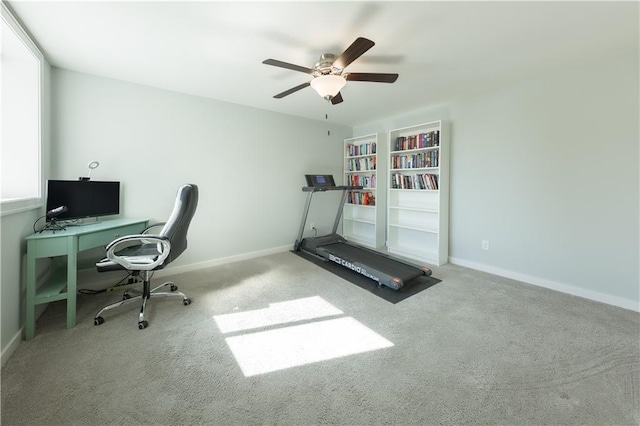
66, 237, 78, 329
26, 242, 37, 340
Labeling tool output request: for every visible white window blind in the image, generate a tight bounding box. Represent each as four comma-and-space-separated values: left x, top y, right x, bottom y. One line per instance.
1, 4, 43, 215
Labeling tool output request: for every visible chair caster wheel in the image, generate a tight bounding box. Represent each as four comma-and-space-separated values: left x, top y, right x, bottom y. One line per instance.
183, 298, 192, 306
94, 317, 104, 326
138, 320, 148, 329
170, 284, 178, 291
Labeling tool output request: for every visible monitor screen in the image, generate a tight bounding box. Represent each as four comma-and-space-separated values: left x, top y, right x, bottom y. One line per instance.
45, 180, 120, 222
305, 174, 336, 187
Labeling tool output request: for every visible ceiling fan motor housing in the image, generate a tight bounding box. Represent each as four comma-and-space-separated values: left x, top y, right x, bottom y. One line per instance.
313, 53, 343, 77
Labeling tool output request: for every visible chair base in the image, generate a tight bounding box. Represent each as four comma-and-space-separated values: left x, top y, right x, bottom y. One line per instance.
94, 278, 191, 329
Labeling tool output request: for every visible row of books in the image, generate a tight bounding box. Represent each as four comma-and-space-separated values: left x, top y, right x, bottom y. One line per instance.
346, 156, 376, 171
390, 151, 439, 169
346, 174, 376, 189
346, 142, 377, 157
391, 173, 439, 190
347, 191, 375, 206
393, 130, 440, 151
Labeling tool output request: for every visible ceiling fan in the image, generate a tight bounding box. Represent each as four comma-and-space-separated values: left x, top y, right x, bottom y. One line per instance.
262, 37, 399, 105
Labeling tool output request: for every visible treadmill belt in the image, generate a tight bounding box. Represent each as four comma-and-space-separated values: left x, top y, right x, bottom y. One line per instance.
321, 242, 424, 282
293, 249, 442, 303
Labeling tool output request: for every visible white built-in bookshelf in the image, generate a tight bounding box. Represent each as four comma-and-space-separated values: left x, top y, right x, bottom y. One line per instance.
343, 134, 378, 249
387, 121, 449, 266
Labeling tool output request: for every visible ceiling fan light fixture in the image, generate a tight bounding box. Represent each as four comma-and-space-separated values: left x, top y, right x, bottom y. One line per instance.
310, 75, 346, 99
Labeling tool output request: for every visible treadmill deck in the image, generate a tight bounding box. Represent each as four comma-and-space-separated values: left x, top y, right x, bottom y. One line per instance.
317, 242, 426, 283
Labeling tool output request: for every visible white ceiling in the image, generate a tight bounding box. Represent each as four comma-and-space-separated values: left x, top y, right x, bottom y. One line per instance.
7, 1, 638, 127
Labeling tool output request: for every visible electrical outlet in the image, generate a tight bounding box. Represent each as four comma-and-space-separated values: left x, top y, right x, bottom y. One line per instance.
482, 240, 489, 251
310, 222, 316, 231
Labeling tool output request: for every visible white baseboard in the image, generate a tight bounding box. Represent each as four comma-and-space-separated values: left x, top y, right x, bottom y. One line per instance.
1, 329, 23, 367
448, 257, 639, 312
152, 244, 292, 277
79, 244, 294, 288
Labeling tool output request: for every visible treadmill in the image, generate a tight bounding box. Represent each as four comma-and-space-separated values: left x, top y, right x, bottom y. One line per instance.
294, 174, 432, 290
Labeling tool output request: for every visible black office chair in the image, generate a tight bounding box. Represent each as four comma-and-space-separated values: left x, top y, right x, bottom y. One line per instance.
93, 184, 199, 330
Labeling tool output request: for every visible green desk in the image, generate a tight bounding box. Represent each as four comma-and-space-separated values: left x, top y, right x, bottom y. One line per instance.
25, 218, 149, 340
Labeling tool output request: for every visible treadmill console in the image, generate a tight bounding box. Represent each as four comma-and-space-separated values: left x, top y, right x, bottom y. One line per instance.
305, 174, 336, 188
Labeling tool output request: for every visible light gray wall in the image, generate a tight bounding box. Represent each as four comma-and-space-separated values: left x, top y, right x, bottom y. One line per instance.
2, 67, 350, 359
354, 52, 639, 309
51, 68, 351, 267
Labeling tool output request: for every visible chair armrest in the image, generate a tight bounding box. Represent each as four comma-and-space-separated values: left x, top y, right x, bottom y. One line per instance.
105, 234, 171, 271
142, 223, 166, 234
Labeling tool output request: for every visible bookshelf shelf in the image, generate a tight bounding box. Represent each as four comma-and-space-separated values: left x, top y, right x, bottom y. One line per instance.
343, 134, 379, 249
344, 216, 376, 226
388, 205, 438, 214
389, 222, 439, 233
391, 167, 439, 172
387, 121, 449, 266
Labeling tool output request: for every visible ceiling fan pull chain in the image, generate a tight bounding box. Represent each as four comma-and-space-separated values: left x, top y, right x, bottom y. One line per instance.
325, 111, 330, 137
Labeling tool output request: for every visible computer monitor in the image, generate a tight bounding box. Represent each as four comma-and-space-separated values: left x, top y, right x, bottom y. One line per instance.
45, 180, 120, 222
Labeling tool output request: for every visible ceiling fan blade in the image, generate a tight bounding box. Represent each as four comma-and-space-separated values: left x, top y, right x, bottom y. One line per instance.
332, 37, 375, 69
273, 82, 311, 99
262, 59, 313, 74
331, 92, 344, 105
346, 73, 399, 83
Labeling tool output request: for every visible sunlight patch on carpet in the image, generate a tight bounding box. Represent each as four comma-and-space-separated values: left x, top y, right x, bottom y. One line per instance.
213, 297, 394, 377
213, 296, 343, 333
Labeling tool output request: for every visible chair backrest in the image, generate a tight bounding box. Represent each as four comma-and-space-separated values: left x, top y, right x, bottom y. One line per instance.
159, 184, 199, 264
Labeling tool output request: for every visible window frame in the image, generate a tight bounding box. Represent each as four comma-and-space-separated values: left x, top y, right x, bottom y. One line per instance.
1, 3, 44, 217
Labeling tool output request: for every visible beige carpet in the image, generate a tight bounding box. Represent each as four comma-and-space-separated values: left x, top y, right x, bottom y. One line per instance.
2, 251, 638, 425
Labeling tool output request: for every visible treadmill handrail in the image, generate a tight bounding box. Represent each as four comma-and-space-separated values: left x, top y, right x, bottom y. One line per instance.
296, 184, 363, 247
302, 185, 363, 192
